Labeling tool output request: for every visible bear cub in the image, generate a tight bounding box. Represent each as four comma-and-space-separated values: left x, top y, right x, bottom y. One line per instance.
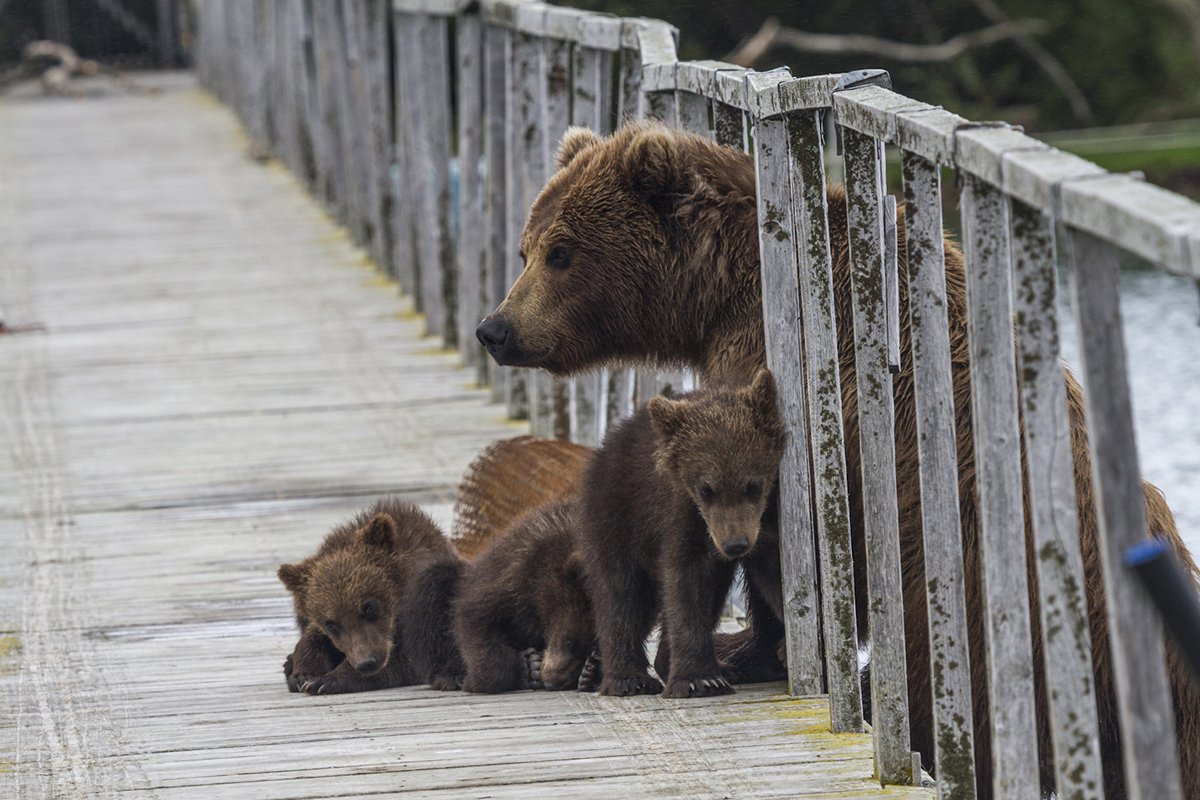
580, 368, 786, 698
453, 499, 595, 693
278, 498, 463, 694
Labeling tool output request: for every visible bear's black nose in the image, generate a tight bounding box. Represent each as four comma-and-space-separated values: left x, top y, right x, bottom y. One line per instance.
722, 538, 750, 558
354, 657, 378, 674
476, 316, 510, 350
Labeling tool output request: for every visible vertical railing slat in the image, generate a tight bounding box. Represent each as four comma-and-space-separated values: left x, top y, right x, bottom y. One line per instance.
751, 110, 823, 697
676, 90, 711, 137
483, 21, 511, 404
900, 150, 978, 797
569, 34, 617, 446
960, 173, 1040, 798
391, 9, 420, 298
457, 11, 486, 379
787, 109, 863, 732
1065, 226, 1184, 800
1009, 198, 1105, 799
503, 29, 536, 419
541, 28, 573, 440
841, 125, 913, 786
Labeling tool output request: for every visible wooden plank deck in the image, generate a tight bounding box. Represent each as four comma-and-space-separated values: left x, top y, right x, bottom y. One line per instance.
0, 73, 932, 800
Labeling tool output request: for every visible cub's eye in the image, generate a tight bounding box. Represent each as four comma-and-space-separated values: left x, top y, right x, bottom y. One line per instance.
698, 484, 715, 502
745, 481, 763, 501
324, 620, 340, 637
546, 245, 572, 270
361, 601, 379, 621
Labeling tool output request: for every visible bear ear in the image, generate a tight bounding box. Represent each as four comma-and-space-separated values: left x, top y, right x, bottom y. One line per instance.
361, 512, 397, 551
556, 126, 602, 171
277, 562, 310, 593
561, 551, 585, 584
621, 126, 687, 201
647, 395, 689, 443
741, 368, 783, 431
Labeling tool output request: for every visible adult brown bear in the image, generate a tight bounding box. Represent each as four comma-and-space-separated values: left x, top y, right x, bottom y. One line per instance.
475, 121, 1200, 799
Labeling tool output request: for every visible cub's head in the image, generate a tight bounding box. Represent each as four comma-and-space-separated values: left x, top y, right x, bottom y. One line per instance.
538, 550, 594, 691
476, 121, 752, 375
277, 513, 401, 677
647, 369, 786, 559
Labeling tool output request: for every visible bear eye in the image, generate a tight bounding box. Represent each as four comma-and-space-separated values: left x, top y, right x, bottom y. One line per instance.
745, 481, 763, 501
324, 620, 340, 637
545, 245, 572, 270
698, 484, 715, 502
361, 601, 378, 621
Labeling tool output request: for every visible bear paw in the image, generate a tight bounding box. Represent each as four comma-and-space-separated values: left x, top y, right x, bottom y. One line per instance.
429, 673, 464, 692
576, 651, 603, 692
599, 672, 662, 697
662, 674, 734, 699
521, 647, 544, 690
300, 674, 359, 695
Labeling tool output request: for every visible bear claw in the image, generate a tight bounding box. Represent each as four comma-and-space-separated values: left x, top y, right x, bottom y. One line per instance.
577, 651, 603, 692
600, 672, 663, 696
521, 647, 544, 689
662, 674, 734, 699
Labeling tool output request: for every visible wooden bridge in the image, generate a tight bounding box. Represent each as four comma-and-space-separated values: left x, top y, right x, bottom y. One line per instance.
6, 0, 1200, 797
0, 73, 929, 799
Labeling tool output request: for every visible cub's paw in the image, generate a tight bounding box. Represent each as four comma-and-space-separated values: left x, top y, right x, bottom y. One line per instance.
599, 672, 662, 697
577, 651, 603, 693
429, 673, 464, 692
662, 674, 734, 699
300, 674, 361, 695
521, 647, 544, 690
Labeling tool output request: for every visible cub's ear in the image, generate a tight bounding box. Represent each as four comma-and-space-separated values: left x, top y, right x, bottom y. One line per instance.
561, 551, 585, 584
621, 126, 687, 200
647, 395, 689, 443
277, 562, 310, 593
556, 126, 602, 171
741, 368, 784, 434
361, 512, 397, 551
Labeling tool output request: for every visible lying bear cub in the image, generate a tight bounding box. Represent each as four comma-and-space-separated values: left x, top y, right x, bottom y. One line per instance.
453, 499, 596, 693
277, 498, 463, 694
579, 368, 786, 698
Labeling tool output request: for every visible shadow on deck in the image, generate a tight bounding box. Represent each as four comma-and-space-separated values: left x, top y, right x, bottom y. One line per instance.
0, 73, 930, 799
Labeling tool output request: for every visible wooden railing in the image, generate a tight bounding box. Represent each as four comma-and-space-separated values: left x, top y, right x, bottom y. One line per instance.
192, 2, 1200, 798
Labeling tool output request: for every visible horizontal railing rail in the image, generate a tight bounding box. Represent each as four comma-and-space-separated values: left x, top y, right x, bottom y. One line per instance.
194, 2, 1200, 798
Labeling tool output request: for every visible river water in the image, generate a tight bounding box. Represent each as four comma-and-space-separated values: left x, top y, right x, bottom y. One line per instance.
1058, 266, 1200, 559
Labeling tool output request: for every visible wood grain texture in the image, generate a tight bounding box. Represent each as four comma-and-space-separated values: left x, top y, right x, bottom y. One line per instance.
841, 126, 913, 786
1064, 226, 1184, 800
1008, 198, 1104, 800
898, 150, 977, 798
787, 110, 863, 733
483, 23, 511, 404
960, 174, 1040, 798
457, 11, 486, 379
751, 114, 823, 697
0, 72, 931, 800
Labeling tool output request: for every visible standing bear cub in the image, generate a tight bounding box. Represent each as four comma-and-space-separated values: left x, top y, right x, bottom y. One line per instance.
278, 498, 463, 694
453, 499, 595, 693
580, 368, 786, 698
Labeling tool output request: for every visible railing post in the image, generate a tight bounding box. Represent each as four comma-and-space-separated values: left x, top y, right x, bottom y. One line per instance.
1065, 224, 1184, 800
782, 96, 864, 734
841, 124, 913, 786
482, 14, 511, 405
897, 147, 978, 798
457, 7, 486, 380
747, 73, 824, 699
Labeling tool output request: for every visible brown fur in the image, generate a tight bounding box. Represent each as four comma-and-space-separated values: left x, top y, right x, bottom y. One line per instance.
477, 121, 1200, 797
277, 498, 461, 694
578, 370, 786, 698
451, 435, 592, 560
453, 500, 594, 693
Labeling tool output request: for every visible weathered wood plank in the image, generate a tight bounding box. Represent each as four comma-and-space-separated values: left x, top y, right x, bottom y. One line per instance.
1008, 198, 1104, 800
787, 109, 863, 732
751, 111, 823, 697
960, 174, 1040, 798
483, 22, 511, 403
899, 150, 977, 797
457, 11, 486, 377
503, 29, 537, 419
1064, 226, 1184, 800
841, 126, 913, 786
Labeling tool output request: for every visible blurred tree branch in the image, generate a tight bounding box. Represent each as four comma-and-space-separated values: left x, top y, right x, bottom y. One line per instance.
966, 0, 1093, 124
727, 17, 1048, 66
1157, 0, 1200, 68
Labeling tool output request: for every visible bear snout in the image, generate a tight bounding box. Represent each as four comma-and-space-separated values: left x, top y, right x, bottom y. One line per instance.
721, 537, 750, 558
353, 656, 379, 674
476, 315, 517, 363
